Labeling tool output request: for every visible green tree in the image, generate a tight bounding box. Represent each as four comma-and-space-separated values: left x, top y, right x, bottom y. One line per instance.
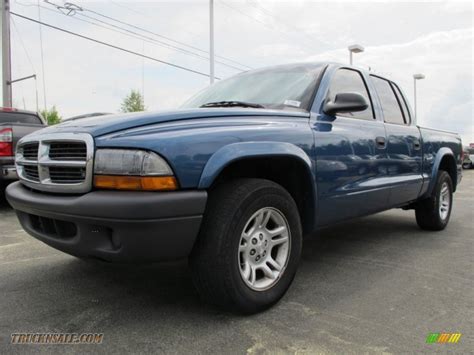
40, 106, 62, 125
120, 90, 145, 112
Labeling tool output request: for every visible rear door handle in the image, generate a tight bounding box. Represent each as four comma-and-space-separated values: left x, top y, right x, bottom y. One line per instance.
375, 136, 386, 149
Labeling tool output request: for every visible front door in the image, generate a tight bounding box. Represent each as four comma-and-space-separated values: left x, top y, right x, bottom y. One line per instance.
313, 67, 389, 226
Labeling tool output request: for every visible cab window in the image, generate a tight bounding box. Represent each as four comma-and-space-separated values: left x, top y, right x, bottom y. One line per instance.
326, 69, 374, 120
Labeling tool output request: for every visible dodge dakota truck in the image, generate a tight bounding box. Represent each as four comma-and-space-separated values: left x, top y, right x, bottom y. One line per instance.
6, 62, 462, 313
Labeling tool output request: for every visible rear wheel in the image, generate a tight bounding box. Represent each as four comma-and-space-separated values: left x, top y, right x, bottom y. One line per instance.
415, 170, 453, 231
190, 178, 302, 313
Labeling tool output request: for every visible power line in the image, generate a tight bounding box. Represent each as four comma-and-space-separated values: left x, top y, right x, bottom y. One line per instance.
109, 0, 150, 18
32, 3, 245, 72
99, 2, 253, 70
77, 12, 247, 71
219, 1, 275, 31
108, 0, 204, 43
247, 1, 301, 31
44, 0, 252, 70
11, 12, 221, 79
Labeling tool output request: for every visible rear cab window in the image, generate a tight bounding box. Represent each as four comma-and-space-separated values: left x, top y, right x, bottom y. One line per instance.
326, 68, 374, 120
0, 112, 43, 125
370, 76, 407, 125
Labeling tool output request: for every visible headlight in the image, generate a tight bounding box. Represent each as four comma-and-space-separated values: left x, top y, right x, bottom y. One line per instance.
93, 149, 177, 191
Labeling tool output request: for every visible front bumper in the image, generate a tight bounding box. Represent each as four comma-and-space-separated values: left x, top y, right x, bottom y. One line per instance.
6, 182, 207, 262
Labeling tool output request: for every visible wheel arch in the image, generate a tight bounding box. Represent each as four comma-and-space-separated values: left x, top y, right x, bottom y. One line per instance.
427, 148, 458, 195
198, 142, 317, 234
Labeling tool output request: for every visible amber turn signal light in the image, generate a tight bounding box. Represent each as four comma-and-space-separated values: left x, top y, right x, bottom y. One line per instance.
94, 175, 178, 191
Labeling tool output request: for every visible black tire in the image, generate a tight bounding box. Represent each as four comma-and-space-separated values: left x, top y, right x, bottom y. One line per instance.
415, 170, 453, 231
190, 178, 302, 314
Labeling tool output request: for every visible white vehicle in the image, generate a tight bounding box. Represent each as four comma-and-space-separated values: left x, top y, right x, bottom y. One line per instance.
463, 147, 474, 169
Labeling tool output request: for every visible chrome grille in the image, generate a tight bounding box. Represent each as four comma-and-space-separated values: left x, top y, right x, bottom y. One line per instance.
23, 165, 39, 181
49, 166, 87, 184
49, 142, 87, 161
21, 143, 39, 160
16, 133, 94, 193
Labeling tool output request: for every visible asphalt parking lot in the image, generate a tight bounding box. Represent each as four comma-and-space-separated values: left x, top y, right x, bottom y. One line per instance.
0, 172, 472, 354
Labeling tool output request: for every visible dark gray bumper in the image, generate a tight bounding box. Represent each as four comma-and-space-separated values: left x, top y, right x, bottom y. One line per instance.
6, 182, 207, 262
0, 157, 17, 181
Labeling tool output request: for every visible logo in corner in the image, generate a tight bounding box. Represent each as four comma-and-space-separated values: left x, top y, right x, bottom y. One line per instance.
426, 333, 462, 344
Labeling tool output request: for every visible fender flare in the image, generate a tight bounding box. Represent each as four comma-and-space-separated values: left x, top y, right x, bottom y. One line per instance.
198, 141, 315, 188
426, 147, 457, 196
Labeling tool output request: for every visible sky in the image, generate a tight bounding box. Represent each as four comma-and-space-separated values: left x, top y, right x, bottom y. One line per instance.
9, 0, 474, 144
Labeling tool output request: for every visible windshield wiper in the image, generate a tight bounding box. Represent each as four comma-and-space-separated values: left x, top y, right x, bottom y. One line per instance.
200, 101, 265, 109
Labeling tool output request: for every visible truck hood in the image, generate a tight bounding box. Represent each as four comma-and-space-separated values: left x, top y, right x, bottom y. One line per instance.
38, 108, 309, 137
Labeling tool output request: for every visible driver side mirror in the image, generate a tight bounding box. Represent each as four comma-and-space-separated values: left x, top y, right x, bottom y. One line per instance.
323, 92, 368, 116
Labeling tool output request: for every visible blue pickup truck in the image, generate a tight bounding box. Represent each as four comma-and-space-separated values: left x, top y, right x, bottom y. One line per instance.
6, 62, 462, 313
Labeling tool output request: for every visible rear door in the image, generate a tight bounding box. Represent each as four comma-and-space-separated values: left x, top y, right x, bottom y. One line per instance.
370, 76, 423, 206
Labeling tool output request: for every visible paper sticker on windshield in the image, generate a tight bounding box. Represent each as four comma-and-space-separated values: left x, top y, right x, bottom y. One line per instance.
284, 100, 301, 108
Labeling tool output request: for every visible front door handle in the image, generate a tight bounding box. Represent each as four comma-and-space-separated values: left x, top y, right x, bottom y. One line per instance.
375, 136, 386, 149
413, 139, 421, 150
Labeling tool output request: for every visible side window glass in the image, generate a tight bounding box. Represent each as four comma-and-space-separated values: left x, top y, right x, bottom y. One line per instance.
327, 69, 374, 120
392, 83, 411, 124
371, 76, 405, 125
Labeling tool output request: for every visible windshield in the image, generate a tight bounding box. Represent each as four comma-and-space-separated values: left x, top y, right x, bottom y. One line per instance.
182, 64, 324, 111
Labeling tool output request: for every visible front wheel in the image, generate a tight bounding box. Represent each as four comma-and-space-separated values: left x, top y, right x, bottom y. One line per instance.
415, 170, 453, 231
190, 178, 302, 313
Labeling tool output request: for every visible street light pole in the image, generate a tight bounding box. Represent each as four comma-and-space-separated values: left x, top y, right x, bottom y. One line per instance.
348, 44, 364, 66
209, 0, 215, 84
413, 73, 425, 123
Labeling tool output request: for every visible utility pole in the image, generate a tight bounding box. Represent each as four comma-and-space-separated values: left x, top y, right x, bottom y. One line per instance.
1, 0, 12, 107
37, 0, 47, 109
209, 0, 215, 84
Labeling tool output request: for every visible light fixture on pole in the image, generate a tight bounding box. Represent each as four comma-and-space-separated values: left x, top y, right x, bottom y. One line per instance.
413, 73, 425, 123
348, 44, 364, 65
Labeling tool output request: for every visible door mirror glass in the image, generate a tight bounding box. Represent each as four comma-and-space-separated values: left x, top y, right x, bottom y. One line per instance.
323, 92, 368, 116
